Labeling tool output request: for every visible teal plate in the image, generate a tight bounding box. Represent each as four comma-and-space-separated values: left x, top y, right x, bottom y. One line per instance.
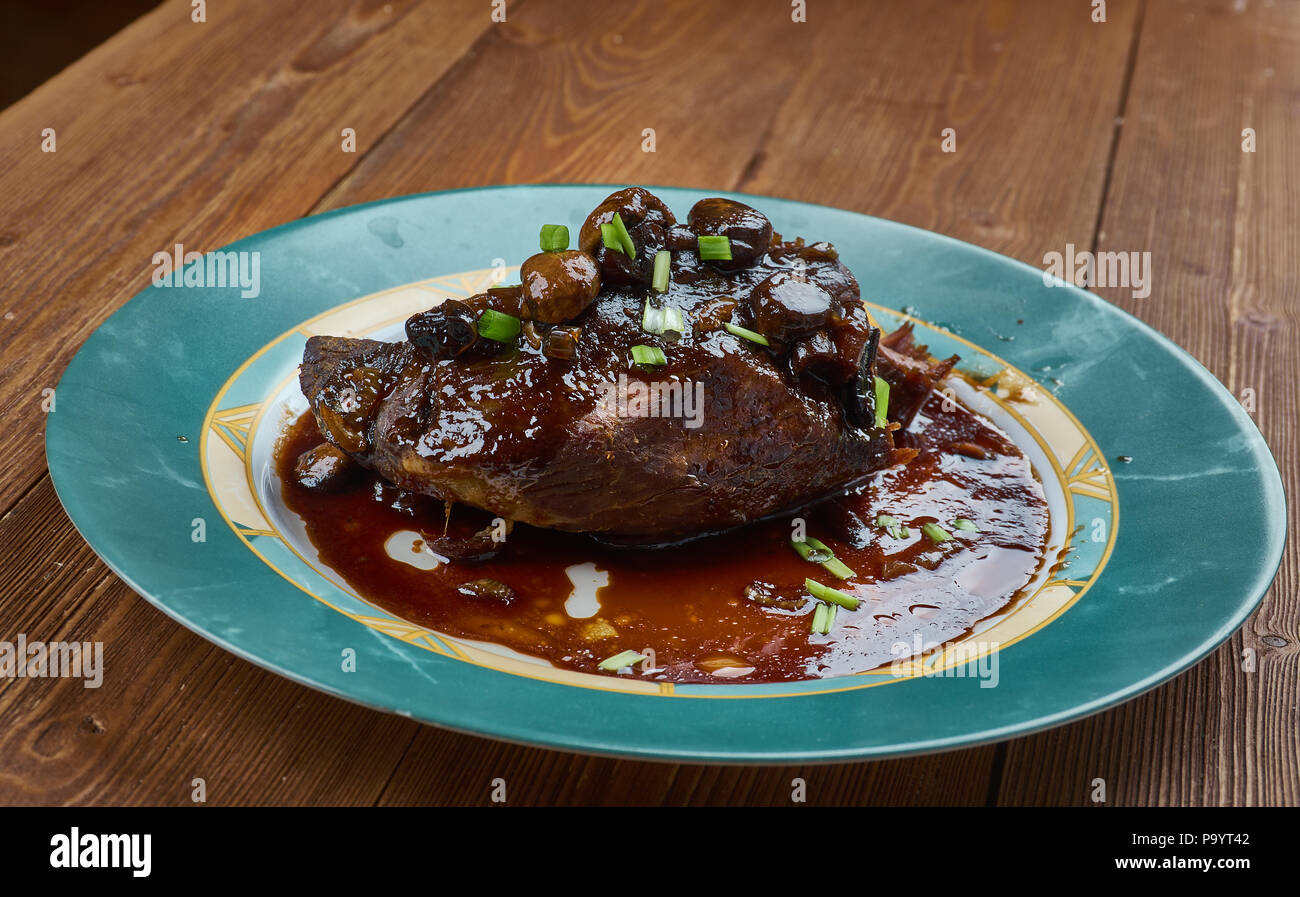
47, 185, 1286, 762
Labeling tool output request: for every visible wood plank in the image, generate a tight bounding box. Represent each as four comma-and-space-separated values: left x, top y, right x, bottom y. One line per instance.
997, 0, 1300, 806
0, 0, 498, 513
324, 0, 1141, 804
322, 0, 1141, 268
0, 475, 423, 806
375, 738, 997, 805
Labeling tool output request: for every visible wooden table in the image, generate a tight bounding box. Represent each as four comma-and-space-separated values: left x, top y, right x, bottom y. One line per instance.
1, 0, 1294, 806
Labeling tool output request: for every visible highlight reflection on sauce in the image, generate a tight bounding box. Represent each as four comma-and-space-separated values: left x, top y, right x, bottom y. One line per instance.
276, 390, 1048, 683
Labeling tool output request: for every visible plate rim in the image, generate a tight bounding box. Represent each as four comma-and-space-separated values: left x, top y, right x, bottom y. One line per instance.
45, 182, 1289, 762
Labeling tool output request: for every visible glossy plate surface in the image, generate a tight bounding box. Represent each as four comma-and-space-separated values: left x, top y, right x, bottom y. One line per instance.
46, 185, 1286, 761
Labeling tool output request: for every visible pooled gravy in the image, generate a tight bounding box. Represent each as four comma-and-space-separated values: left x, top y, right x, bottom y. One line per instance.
275, 389, 1049, 683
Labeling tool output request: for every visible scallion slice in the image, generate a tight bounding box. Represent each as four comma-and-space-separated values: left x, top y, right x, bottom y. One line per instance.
630, 344, 667, 366
810, 603, 828, 634
598, 650, 647, 671
539, 224, 570, 252
611, 211, 636, 260
697, 234, 732, 260
952, 517, 979, 532
600, 222, 622, 253
662, 306, 684, 335
821, 557, 857, 580
652, 250, 671, 292
476, 309, 521, 343
641, 300, 685, 336
875, 514, 908, 540
723, 322, 770, 346
873, 375, 890, 429
791, 538, 834, 564
805, 578, 860, 611
642, 300, 665, 334
922, 522, 953, 543
791, 537, 857, 579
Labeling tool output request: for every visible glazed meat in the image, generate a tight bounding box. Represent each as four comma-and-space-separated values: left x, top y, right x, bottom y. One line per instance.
298, 188, 954, 544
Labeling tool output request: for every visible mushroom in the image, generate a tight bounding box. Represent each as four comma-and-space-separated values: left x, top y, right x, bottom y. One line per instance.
294, 442, 358, 493
405, 287, 528, 360
687, 197, 773, 269
519, 250, 601, 323
747, 271, 833, 346
405, 298, 481, 360
577, 187, 677, 254
457, 578, 516, 604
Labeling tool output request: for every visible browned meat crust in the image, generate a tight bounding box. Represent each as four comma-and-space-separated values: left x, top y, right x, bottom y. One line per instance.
297, 190, 956, 544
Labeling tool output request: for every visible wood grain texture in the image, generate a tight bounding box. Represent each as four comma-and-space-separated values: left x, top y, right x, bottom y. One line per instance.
0, 476, 424, 806
0, 0, 1291, 806
997, 0, 1299, 807
0, 0, 497, 513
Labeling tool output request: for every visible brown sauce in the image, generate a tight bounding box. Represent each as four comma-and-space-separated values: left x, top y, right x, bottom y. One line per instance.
275, 390, 1048, 683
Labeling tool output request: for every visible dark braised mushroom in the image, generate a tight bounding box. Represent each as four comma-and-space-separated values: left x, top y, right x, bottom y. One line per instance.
294, 442, 358, 493
427, 517, 514, 563
519, 250, 601, 323
542, 325, 581, 360
406, 287, 531, 360
578, 187, 677, 254
405, 298, 481, 360
483, 284, 528, 316
790, 330, 846, 381
748, 271, 833, 346
457, 578, 516, 603
744, 581, 806, 612
687, 197, 773, 269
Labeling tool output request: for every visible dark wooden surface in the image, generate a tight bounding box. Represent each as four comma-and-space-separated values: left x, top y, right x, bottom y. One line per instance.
0, 0, 1294, 806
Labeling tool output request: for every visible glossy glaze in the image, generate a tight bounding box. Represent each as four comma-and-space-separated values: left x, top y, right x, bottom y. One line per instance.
277, 386, 1048, 683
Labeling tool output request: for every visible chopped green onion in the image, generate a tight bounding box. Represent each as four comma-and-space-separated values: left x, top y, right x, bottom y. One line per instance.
598, 650, 647, 671
697, 234, 732, 260
642, 300, 665, 334
922, 522, 953, 543
875, 514, 908, 540
611, 211, 636, 260
873, 375, 890, 429
600, 222, 622, 253
476, 309, 521, 342
810, 603, 828, 634
723, 322, 770, 346
952, 518, 979, 532
791, 537, 857, 579
539, 224, 570, 252
652, 250, 671, 292
662, 306, 684, 335
805, 578, 859, 611
825, 604, 838, 631
791, 538, 834, 564
821, 557, 857, 580
630, 344, 667, 366
641, 300, 685, 337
